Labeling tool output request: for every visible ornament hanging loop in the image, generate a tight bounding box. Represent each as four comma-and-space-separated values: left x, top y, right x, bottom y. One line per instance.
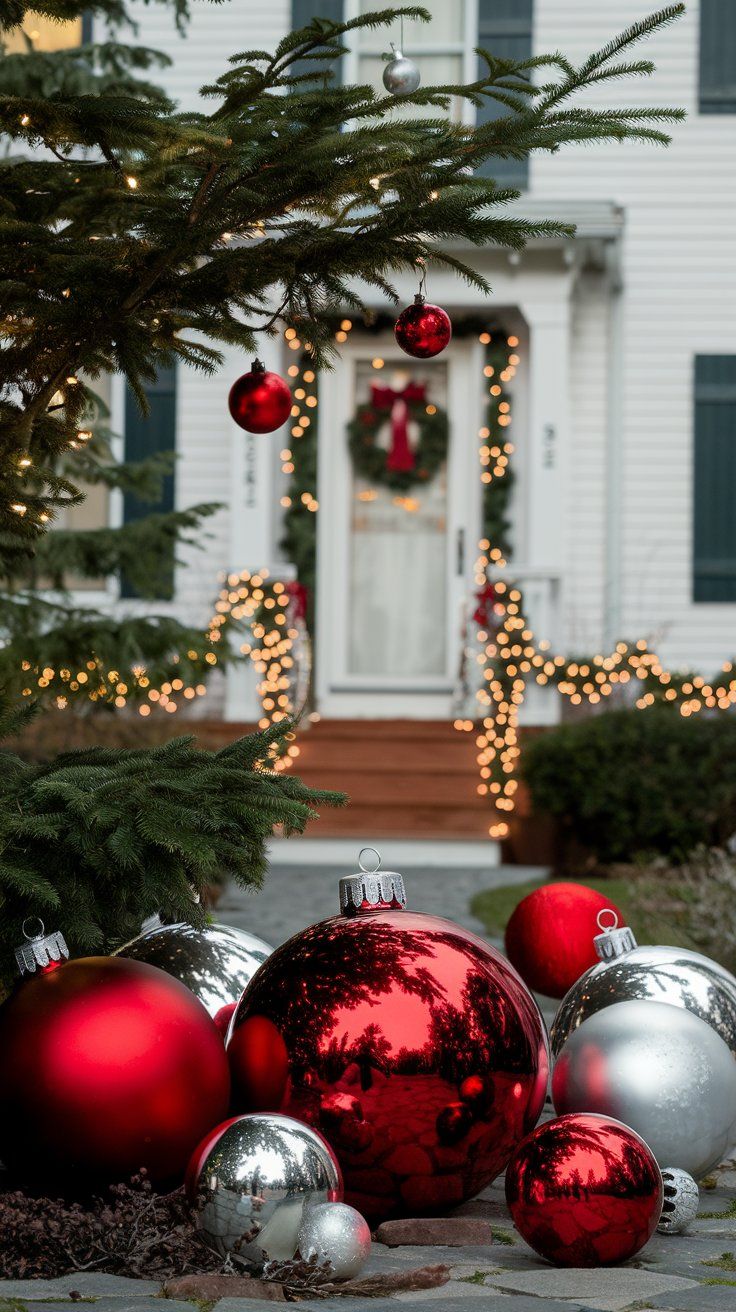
358, 846, 381, 874
22, 916, 46, 942
594, 907, 637, 963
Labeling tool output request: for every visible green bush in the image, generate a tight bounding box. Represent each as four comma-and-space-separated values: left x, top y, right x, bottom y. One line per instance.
522, 708, 736, 863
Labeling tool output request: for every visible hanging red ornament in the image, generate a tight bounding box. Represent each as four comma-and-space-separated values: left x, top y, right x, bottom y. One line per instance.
227, 850, 548, 1222
0, 923, 230, 1187
505, 1113, 663, 1266
228, 359, 292, 433
394, 295, 452, 359
504, 883, 626, 999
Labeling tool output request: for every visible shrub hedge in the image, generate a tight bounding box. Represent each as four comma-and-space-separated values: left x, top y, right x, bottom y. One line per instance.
521, 707, 736, 863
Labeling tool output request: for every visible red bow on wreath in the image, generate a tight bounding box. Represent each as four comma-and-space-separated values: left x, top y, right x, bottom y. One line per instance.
370, 381, 426, 473
285, 579, 308, 622
473, 581, 497, 630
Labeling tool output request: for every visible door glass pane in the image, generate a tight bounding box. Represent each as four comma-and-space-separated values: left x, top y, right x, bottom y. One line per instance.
348, 358, 449, 679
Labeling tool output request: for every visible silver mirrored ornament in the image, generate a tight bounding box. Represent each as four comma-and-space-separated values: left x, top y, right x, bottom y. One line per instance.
657, 1168, 699, 1234
382, 49, 421, 96
190, 1113, 343, 1269
117, 921, 272, 1021
297, 1202, 371, 1281
552, 999, 736, 1179
551, 944, 736, 1060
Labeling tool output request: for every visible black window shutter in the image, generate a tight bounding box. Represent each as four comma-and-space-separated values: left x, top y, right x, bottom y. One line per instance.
476, 0, 534, 189
291, 0, 344, 85
693, 356, 736, 602
122, 366, 177, 600
699, 0, 736, 114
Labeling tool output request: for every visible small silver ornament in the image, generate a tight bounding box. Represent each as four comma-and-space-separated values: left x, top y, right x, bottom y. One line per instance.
657, 1168, 700, 1234
382, 47, 421, 96
551, 943, 736, 1060
117, 921, 272, 1021
552, 999, 736, 1179
297, 1202, 371, 1281
190, 1114, 342, 1269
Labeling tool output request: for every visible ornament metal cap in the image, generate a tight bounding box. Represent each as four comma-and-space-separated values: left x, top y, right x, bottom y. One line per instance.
593, 908, 637, 963
15, 917, 69, 976
339, 847, 407, 916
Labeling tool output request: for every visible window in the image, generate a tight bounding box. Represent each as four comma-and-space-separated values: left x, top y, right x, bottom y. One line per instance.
699, 0, 736, 113
353, 0, 467, 119
122, 368, 177, 600
291, 0, 344, 83
2, 12, 82, 52
693, 356, 736, 602
476, 0, 534, 188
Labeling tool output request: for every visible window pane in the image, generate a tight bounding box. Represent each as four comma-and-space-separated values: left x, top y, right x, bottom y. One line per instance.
357, 0, 463, 47
693, 356, 736, 602
699, 0, 736, 113
3, 13, 81, 52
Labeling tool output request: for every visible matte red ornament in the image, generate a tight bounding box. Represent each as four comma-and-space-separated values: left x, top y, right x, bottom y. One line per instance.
0, 954, 230, 1187
394, 295, 452, 359
228, 359, 292, 433
505, 883, 625, 999
505, 1113, 663, 1267
227, 1013, 290, 1111
228, 860, 548, 1222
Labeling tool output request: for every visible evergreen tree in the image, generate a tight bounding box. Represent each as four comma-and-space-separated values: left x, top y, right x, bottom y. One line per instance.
0, 1, 684, 964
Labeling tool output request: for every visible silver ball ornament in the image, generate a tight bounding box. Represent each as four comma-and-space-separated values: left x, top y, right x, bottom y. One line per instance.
551, 944, 736, 1060
552, 1000, 736, 1179
382, 49, 421, 96
297, 1202, 371, 1281
117, 921, 272, 1021
657, 1168, 700, 1234
189, 1114, 343, 1269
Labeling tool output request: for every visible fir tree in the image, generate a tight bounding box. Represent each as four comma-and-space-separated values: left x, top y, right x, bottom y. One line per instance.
0, 1, 684, 960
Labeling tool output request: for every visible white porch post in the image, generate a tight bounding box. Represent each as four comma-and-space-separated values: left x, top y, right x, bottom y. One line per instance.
224, 337, 282, 722
521, 284, 573, 575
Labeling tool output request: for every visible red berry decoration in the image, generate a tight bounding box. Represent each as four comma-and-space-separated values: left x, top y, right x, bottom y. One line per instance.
228, 854, 549, 1222
228, 358, 292, 433
505, 1113, 663, 1267
505, 882, 625, 999
394, 295, 452, 359
0, 924, 230, 1187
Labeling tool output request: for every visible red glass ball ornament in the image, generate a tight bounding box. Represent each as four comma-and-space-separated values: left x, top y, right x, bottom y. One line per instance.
228, 359, 292, 433
228, 863, 548, 1221
394, 296, 452, 359
505, 1113, 663, 1266
505, 883, 625, 999
227, 1013, 290, 1111
0, 955, 230, 1186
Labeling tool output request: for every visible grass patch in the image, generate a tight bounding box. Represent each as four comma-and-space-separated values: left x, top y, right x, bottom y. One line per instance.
492, 1229, 515, 1245
700, 1198, 736, 1219
703, 1251, 736, 1270
458, 1271, 498, 1284
703, 1277, 736, 1286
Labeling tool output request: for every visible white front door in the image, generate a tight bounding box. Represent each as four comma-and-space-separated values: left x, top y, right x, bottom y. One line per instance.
316, 336, 481, 718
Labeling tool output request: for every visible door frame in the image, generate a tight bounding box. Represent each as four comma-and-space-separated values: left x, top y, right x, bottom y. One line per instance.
315, 334, 483, 718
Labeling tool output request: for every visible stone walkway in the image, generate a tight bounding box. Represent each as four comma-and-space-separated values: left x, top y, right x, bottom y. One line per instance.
2, 863, 735, 1311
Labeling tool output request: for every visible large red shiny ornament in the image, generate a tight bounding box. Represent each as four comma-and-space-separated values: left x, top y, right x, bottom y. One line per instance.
0, 956, 230, 1186
228, 359, 292, 433
228, 864, 548, 1222
506, 1113, 663, 1266
394, 296, 452, 359
505, 883, 625, 999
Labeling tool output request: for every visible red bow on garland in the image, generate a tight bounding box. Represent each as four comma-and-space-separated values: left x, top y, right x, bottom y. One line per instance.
285, 579, 308, 622
370, 381, 426, 472
473, 582, 497, 630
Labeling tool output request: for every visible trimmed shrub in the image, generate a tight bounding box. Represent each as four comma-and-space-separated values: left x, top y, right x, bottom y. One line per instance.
522, 708, 736, 863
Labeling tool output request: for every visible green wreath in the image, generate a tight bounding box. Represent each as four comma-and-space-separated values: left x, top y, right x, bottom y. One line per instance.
347, 389, 449, 492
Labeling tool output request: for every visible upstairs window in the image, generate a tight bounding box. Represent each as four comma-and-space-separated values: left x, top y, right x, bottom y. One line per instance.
699, 0, 736, 113
476, 0, 534, 188
693, 356, 736, 603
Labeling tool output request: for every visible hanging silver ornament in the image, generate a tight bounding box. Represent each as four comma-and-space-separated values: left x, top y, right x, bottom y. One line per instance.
189, 1114, 343, 1269
297, 1202, 371, 1282
382, 47, 421, 96
552, 999, 736, 1179
117, 921, 272, 1023
551, 941, 736, 1060
657, 1168, 700, 1234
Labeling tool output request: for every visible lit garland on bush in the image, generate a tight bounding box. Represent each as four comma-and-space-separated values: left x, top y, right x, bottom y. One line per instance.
459, 333, 736, 841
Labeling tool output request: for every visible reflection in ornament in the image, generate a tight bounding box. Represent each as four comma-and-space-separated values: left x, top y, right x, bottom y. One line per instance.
229, 856, 549, 1221
506, 1112, 663, 1266
118, 921, 273, 1020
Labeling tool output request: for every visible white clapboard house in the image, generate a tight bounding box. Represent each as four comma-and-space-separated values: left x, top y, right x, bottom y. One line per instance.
21, 2, 736, 845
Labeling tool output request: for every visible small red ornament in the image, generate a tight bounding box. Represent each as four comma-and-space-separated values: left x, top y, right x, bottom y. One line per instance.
214, 1001, 237, 1038
505, 1113, 663, 1266
228, 359, 292, 433
505, 883, 625, 999
0, 925, 230, 1186
227, 1013, 290, 1111
228, 853, 548, 1222
394, 295, 451, 359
